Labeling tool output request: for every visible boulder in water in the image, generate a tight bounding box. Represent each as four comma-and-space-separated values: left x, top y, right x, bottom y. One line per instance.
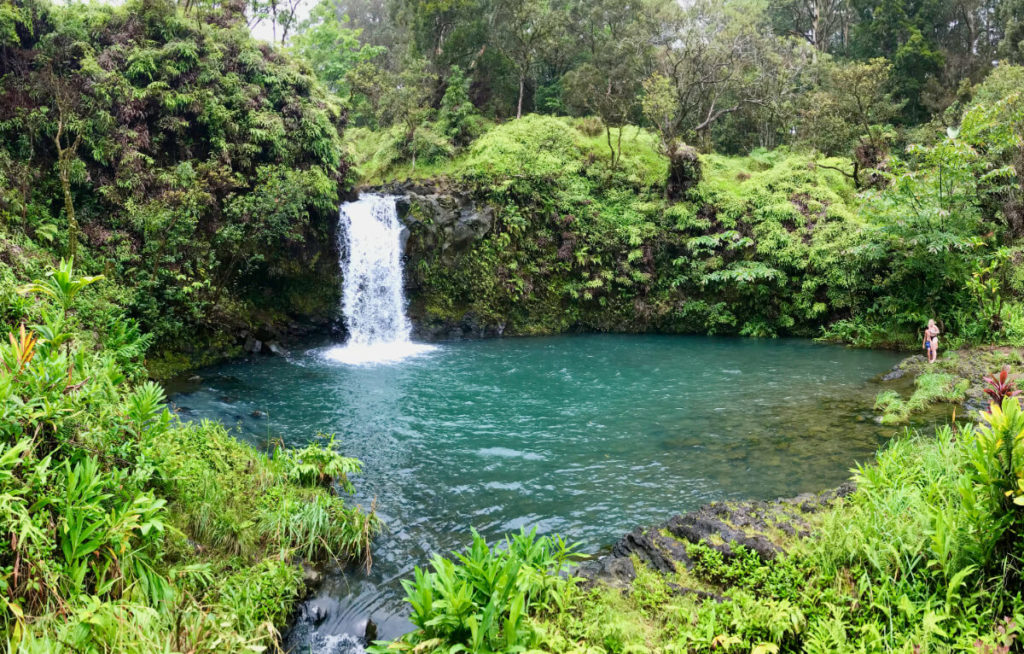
266, 341, 286, 356
359, 617, 377, 644
301, 563, 323, 590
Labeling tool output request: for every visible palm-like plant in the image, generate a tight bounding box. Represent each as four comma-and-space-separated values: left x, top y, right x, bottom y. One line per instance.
18, 257, 104, 314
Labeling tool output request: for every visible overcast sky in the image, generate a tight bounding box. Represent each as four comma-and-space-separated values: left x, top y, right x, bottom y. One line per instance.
66, 0, 313, 45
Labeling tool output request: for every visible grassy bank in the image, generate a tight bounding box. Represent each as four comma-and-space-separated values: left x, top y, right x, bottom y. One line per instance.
1, 262, 379, 651
873, 347, 1024, 424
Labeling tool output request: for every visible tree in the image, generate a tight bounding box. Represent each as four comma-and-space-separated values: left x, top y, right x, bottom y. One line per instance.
958, 64, 1024, 237
291, 0, 385, 94
847, 0, 995, 121
1000, 0, 1024, 62
495, 0, 557, 119
714, 33, 818, 152
244, 0, 305, 45
31, 18, 111, 260
797, 58, 903, 187
641, 73, 701, 198
438, 65, 480, 147
647, 0, 762, 152
772, 0, 852, 54
353, 57, 437, 168
561, 0, 656, 166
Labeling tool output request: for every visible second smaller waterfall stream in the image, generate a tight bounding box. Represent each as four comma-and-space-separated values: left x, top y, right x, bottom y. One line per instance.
323, 194, 436, 365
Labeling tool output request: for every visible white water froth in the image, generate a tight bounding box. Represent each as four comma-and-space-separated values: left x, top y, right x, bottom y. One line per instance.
309, 633, 366, 654
322, 194, 436, 365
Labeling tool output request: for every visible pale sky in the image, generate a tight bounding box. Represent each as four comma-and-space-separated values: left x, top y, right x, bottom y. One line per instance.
64, 0, 312, 45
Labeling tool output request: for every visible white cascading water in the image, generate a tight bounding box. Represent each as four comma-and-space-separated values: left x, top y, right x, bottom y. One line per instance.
323, 194, 435, 365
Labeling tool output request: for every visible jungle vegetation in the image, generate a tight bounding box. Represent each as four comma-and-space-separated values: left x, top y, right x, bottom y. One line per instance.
0, 259, 379, 651
5, 0, 1024, 651
290, 0, 1024, 347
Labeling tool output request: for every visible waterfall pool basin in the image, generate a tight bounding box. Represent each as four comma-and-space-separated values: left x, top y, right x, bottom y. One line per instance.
169, 334, 906, 652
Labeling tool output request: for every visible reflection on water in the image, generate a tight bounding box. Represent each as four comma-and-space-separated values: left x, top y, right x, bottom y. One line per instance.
169, 334, 904, 650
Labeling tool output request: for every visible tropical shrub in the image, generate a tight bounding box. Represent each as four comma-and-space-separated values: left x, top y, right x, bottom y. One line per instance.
371, 529, 578, 653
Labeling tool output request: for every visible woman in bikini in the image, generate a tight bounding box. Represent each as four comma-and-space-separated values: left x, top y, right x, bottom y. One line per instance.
923, 319, 939, 363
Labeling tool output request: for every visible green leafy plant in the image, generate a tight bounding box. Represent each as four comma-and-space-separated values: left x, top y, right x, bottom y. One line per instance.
372, 528, 579, 653
17, 258, 103, 315
0, 260, 380, 650
280, 433, 362, 492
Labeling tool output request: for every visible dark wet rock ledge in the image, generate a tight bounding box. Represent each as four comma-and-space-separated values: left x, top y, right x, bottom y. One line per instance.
576, 482, 857, 592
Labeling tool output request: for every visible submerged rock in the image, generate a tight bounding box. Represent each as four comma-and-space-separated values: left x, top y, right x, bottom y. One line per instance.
301, 563, 323, 590
881, 367, 905, 381
411, 314, 506, 341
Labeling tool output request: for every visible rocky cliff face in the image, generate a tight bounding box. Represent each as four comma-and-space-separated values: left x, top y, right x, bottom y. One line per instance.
390, 183, 495, 262
367, 181, 502, 340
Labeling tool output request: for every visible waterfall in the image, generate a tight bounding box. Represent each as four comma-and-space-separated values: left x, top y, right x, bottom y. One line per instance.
323, 194, 435, 365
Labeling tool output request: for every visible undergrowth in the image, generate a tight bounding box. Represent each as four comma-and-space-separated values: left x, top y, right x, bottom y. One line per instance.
1, 261, 380, 651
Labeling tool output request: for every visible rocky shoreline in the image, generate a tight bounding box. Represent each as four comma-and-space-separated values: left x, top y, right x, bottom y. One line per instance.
576, 483, 855, 595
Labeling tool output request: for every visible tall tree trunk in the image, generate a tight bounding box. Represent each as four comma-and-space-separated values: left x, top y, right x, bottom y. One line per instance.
59, 163, 78, 261
517, 74, 525, 119
54, 119, 80, 261
615, 125, 623, 167
605, 125, 616, 166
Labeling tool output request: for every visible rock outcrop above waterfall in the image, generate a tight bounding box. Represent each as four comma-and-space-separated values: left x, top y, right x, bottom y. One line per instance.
368, 180, 495, 262
359, 181, 504, 340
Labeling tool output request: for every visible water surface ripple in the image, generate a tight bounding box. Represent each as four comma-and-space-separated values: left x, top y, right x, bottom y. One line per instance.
169, 334, 903, 649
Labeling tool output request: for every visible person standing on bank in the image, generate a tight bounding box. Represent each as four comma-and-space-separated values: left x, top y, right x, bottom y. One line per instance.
923, 319, 940, 363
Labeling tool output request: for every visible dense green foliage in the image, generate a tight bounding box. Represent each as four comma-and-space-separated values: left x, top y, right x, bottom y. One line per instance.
0, 0, 349, 374
7, 0, 1024, 650
296, 0, 1022, 156
370, 529, 578, 653
381, 398, 1024, 652
0, 261, 379, 650
351, 79, 1024, 345
391, 118, 863, 338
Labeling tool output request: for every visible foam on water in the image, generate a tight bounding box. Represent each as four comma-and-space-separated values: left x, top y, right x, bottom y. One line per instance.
322, 341, 437, 365
322, 194, 436, 366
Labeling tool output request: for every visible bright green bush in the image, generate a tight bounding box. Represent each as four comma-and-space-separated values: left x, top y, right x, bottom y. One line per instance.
371, 528, 578, 653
